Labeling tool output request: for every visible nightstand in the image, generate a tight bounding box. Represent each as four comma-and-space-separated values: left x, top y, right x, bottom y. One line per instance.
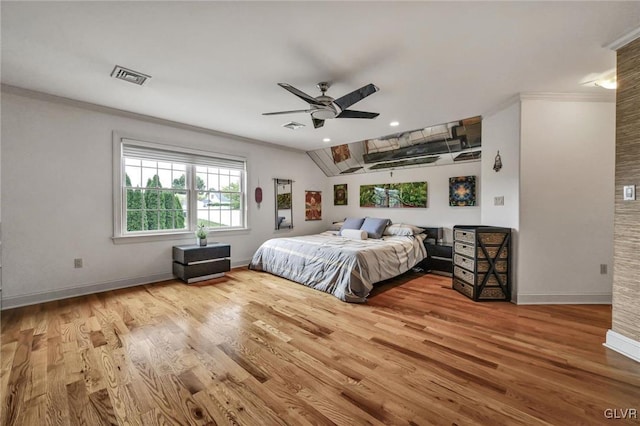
423, 242, 453, 276
172, 243, 231, 284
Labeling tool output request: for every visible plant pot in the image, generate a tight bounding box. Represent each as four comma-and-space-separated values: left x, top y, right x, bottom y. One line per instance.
198, 237, 207, 246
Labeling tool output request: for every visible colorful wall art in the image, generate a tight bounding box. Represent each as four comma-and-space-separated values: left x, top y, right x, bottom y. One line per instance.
334, 184, 348, 205
276, 192, 291, 209
449, 176, 477, 206
305, 191, 322, 220
360, 181, 428, 208
331, 144, 351, 163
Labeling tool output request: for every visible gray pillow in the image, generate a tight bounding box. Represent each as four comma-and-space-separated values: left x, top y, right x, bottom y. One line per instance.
340, 217, 365, 235
360, 217, 390, 239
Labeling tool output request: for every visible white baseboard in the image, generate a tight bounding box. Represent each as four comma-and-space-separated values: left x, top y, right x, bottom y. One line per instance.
1, 273, 175, 310
1, 262, 252, 310
604, 330, 640, 363
516, 293, 612, 305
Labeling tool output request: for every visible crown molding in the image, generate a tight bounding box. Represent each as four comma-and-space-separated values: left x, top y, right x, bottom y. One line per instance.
604, 25, 640, 51
483, 91, 615, 117
0, 84, 306, 154
519, 92, 615, 103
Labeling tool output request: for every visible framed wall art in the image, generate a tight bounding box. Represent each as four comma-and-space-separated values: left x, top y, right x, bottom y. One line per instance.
331, 144, 351, 163
334, 184, 348, 205
305, 191, 322, 220
449, 176, 477, 206
359, 181, 428, 208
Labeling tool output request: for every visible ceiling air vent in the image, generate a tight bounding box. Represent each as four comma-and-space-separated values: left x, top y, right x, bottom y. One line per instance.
282, 121, 305, 130
110, 65, 151, 86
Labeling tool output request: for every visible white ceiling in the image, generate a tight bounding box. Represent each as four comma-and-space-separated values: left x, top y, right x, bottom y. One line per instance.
2, 2, 639, 151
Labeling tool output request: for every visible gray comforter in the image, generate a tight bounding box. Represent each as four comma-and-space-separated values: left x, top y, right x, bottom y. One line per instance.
249, 231, 427, 302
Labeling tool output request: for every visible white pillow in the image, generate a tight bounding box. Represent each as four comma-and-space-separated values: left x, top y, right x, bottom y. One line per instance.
329, 221, 344, 231
341, 228, 368, 240
384, 223, 425, 236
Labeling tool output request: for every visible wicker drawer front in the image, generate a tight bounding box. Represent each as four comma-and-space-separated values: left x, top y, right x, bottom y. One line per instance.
454, 266, 475, 285
454, 229, 476, 244
455, 266, 507, 287
454, 242, 475, 258
481, 273, 508, 286
478, 286, 508, 300
477, 260, 508, 273
453, 278, 473, 298
454, 278, 508, 300
454, 254, 474, 271
478, 232, 507, 245
477, 245, 508, 260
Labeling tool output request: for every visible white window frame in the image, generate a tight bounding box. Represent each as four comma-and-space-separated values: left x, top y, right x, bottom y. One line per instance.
112, 132, 248, 243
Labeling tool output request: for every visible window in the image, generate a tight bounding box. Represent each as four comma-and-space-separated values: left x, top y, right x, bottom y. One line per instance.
114, 137, 246, 238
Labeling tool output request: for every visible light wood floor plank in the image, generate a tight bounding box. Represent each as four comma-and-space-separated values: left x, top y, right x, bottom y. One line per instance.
2, 269, 639, 425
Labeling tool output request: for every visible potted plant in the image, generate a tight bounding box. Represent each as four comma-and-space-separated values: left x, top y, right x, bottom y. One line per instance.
195, 223, 208, 246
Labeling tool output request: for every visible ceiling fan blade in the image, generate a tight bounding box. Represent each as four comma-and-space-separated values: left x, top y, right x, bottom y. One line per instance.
262, 109, 313, 116
278, 83, 324, 106
334, 83, 379, 110
336, 110, 380, 119
312, 118, 325, 129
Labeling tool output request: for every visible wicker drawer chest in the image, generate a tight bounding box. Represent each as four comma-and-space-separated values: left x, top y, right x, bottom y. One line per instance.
452, 225, 511, 301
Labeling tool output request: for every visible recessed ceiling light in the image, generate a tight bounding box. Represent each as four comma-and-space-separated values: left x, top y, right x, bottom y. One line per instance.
323, 138, 331, 143
390, 121, 400, 127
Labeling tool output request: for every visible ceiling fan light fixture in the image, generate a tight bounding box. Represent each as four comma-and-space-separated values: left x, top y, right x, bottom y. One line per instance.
323, 138, 331, 143
390, 121, 400, 127
311, 109, 337, 120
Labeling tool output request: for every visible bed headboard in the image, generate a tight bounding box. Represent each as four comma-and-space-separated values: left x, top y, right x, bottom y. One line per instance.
420, 227, 443, 244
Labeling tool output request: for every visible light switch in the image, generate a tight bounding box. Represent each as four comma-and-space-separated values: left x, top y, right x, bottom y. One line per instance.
623, 185, 636, 201
494, 196, 504, 206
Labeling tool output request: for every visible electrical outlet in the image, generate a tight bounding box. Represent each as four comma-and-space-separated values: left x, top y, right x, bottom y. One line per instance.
74, 258, 83, 268
600, 264, 607, 275
494, 196, 504, 206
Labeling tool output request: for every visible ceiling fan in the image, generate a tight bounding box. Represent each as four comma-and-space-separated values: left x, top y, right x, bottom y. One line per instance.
263, 82, 380, 128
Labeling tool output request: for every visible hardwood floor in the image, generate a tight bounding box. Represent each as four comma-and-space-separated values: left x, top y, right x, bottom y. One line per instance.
1, 269, 639, 425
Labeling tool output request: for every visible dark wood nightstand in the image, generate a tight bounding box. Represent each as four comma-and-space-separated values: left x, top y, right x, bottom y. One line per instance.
172, 243, 231, 284
423, 242, 453, 276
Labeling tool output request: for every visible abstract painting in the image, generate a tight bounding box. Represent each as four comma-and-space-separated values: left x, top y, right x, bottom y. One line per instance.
305, 191, 322, 220
449, 176, 477, 206
331, 144, 351, 163
277, 192, 291, 209
334, 184, 348, 206
360, 182, 427, 208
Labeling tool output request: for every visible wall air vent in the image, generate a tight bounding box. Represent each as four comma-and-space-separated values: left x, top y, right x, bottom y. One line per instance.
282, 121, 305, 130
110, 65, 151, 86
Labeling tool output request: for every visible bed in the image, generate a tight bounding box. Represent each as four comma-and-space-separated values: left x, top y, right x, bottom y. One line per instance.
249, 226, 438, 302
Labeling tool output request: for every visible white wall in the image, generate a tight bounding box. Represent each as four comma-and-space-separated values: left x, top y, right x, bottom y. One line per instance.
481, 102, 521, 228
1, 90, 329, 308
481, 101, 521, 300
518, 99, 615, 303
325, 161, 482, 243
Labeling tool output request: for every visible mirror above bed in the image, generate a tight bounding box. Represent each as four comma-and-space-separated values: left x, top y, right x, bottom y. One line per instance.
307, 116, 481, 177
275, 178, 293, 230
